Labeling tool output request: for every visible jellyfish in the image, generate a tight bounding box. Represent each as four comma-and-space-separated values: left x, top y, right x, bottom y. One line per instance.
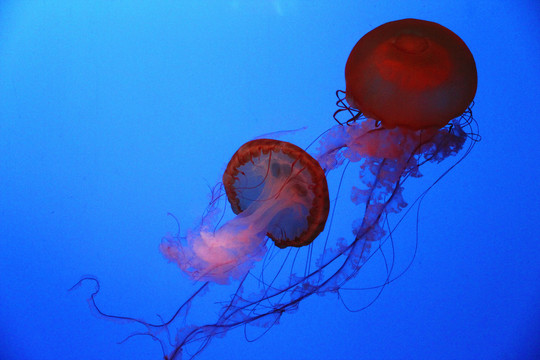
160, 138, 330, 284
320, 17, 479, 261
70, 18, 479, 360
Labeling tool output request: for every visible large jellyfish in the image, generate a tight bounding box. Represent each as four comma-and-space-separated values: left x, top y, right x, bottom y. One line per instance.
71, 18, 479, 360
321, 17, 478, 262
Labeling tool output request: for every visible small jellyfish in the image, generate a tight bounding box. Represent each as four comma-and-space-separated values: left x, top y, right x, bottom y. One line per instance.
160, 139, 329, 284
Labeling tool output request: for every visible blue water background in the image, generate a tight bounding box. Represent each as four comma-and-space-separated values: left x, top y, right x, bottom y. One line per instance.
1, 1, 539, 359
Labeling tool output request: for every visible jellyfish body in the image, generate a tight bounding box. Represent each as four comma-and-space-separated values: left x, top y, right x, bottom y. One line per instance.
345, 18, 477, 129
317, 18, 478, 273
160, 139, 329, 284
223, 139, 330, 249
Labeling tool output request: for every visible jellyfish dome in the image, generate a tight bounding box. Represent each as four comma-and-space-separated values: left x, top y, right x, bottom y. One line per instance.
345, 18, 477, 130
223, 139, 330, 249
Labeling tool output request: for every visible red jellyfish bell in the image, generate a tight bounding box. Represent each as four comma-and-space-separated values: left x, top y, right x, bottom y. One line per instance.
223, 139, 330, 249
344, 18, 477, 129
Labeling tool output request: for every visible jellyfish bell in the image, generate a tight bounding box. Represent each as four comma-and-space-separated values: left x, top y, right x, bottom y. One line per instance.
223, 138, 330, 249
344, 18, 477, 130
160, 138, 330, 284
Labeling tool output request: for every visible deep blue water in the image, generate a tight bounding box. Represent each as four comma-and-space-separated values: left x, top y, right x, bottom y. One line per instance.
1, 1, 539, 359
